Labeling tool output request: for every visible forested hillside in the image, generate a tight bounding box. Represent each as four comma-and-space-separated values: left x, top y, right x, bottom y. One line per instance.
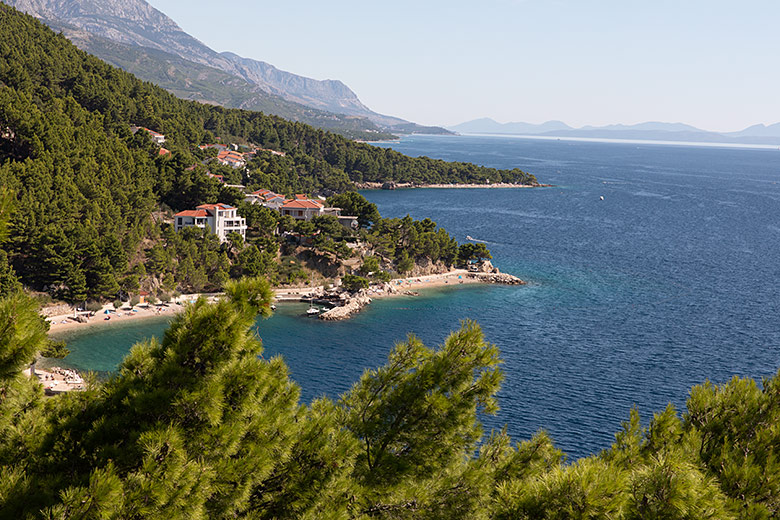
49, 21, 397, 141
1, 279, 779, 518
0, 4, 536, 301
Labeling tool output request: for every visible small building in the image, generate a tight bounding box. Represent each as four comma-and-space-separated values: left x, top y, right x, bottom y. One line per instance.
216, 150, 246, 168
245, 189, 286, 210
174, 203, 247, 242
279, 196, 326, 220
131, 126, 166, 145
337, 215, 359, 230
199, 144, 228, 153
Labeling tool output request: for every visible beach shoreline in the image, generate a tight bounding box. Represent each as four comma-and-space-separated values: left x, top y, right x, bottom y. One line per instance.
45, 269, 523, 333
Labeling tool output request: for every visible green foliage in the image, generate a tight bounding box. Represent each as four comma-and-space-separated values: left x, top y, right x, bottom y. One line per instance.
129, 295, 140, 307
39, 339, 70, 359
396, 250, 415, 274
359, 256, 380, 276
0, 187, 14, 242
458, 242, 492, 266
0, 283, 778, 519
0, 292, 48, 382
327, 191, 380, 228
341, 274, 369, 292
0, 250, 22, 297
684, 373, 780, 517
85, 301, 103, 312
342, 322, 502, 486
370, 216, 459, 272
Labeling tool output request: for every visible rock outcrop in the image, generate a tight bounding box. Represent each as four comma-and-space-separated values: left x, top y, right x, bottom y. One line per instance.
319, 293, 372, 321
468, 272, 526, 285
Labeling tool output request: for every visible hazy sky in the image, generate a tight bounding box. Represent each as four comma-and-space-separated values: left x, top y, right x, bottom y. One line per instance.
146, 0, 780, 131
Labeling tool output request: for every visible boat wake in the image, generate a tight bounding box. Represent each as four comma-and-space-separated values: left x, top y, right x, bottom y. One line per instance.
465, 235, 492, 244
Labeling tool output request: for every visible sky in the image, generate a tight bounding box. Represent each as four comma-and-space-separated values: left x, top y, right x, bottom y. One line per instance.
146, 0, 780, 132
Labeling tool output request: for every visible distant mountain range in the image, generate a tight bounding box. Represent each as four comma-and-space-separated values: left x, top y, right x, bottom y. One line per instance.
449, 118, 780, 145
5, 0, 452, 139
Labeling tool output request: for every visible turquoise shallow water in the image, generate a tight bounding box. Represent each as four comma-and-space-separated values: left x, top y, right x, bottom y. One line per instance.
50, 135, 780, 459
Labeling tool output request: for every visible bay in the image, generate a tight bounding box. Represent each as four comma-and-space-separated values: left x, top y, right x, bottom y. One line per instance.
50, 134, 780, 459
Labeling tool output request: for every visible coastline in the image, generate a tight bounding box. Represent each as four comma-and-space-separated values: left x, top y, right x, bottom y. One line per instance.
46, 269, 524, 334
355, 182, 551, 190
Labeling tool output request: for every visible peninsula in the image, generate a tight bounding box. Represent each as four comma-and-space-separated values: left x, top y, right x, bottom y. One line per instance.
0, 5, 536, 332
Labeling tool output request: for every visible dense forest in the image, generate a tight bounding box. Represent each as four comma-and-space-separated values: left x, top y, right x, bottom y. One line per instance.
0, 4, 536, 301
1, 279, 779, 518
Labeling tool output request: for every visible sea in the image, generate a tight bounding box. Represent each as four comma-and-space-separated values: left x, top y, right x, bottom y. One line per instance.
48, 134, 780, 460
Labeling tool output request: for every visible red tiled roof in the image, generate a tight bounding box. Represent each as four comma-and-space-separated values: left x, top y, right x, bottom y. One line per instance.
158, 148, 171, 155
197, 203, 234, 211
281, 199, 324, 209
217, 151, 244, 160
175, 209, 209, 217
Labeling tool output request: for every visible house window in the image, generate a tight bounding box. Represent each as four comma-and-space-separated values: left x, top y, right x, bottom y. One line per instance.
177, 217, 182, 226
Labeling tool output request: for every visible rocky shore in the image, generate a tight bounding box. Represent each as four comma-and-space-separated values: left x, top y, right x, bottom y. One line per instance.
318, 267, 525, 321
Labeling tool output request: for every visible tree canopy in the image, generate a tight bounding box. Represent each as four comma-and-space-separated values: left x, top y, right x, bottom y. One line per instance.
1, 281, 779, 518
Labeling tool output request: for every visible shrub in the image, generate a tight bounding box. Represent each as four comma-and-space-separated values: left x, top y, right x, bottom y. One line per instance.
129, 295, 140, 307
85, 301, 103, 312
374, 271, 393, 283
342, 274, 369, 292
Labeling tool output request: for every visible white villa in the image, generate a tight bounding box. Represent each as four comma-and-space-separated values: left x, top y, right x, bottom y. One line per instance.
279, 195, 327, 220
174, 203, 247, 242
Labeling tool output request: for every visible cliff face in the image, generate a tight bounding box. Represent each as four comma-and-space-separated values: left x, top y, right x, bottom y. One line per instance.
219, 52, 370, 116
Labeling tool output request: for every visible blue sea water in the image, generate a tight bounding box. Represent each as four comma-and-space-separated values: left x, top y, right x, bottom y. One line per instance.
50, 135, 780, 460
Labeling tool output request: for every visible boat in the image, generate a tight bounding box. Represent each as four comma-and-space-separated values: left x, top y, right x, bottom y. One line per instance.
306, 299, 319, 315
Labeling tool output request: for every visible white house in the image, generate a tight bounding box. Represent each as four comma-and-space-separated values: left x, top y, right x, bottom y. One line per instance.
279, 195, 326, 221
174, 203, 247, 242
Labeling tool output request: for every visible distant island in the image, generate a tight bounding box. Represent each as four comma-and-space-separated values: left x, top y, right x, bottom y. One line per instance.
450, 118, 780, 146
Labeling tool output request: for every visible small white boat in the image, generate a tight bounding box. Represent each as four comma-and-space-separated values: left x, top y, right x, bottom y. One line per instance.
306, 306, 320, 315
599, 196, 604, 201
